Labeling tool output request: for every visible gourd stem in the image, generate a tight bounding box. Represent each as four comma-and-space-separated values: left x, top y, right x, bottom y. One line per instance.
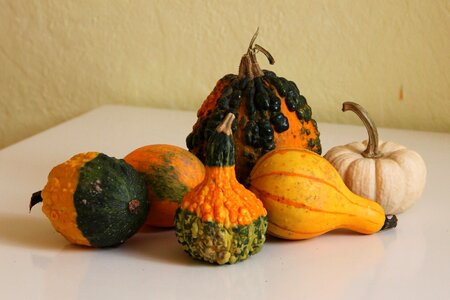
206, 113, 236, 167
254, 44, 275, 64
239, 28, 275, 79
216, 113, 235, 136
342, 102, 382, 158
29, 191, 43, 211
247, 27, 260, 54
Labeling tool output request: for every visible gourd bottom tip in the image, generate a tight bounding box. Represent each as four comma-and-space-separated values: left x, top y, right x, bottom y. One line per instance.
381, 215, 398, 231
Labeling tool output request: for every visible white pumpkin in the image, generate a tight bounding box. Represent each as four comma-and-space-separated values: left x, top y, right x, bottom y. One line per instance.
324, 102, 427, 215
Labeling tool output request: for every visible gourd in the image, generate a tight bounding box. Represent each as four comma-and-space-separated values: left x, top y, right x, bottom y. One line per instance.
175, 113, 268, 264
124, 144, 205, 227
30, 152, 149, 247
324, 102, 427, 214
186, 29, 321, 184
249, 147, 397, 240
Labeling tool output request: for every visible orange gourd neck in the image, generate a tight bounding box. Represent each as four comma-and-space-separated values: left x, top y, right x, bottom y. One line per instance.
181, 165, 266, 227
182, 113, 267, 227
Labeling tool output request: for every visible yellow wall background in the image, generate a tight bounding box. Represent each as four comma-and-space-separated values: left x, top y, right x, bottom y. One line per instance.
1, 0, 449, 149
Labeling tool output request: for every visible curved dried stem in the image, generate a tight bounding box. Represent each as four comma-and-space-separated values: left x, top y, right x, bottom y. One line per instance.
254, 44, 275, 65
342, 101, 382, 158
239, 28, 275, 79
247, 27, 260, 53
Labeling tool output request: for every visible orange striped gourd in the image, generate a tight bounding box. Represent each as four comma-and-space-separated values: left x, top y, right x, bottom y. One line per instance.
249, 147, 397, 240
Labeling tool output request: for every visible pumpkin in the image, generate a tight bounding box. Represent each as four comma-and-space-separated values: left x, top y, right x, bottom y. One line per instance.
249, 147, 397, 240
30, 152, 149, 247
124, 144, 205, 227
186, 29, 321, 184
175, 113, 268, 264
324, 102, 427, 214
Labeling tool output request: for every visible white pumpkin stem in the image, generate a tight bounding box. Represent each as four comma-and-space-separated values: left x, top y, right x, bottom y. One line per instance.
342, 102, 382, 158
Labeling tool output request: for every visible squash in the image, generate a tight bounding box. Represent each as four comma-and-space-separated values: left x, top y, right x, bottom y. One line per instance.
175, 113, 268, 264
30, 152, 149, 247
186, 29, 321, 184
324, 102, 427, 214
249, 147, 397, 240
124, 144, 205, 227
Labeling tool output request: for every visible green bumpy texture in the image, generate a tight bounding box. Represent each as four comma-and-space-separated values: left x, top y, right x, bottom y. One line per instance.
175, 209, 268, 264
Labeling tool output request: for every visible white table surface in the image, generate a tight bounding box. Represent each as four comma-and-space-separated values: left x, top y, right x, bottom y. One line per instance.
1, 105, 449, 300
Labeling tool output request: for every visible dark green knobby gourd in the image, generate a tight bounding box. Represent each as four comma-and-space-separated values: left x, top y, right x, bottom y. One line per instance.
186, 29, 321, 184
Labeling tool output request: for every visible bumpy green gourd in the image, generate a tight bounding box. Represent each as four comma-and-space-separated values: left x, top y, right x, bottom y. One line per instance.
175, 113, 268, 264
186, 29, 321, 184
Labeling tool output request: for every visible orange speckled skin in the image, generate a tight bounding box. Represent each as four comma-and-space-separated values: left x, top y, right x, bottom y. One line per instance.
124, 144, 205, 227
234, 89, 320, 183
41, 152, 98, 246
195, 77, 230, 120
181, 166, 267, 227
272, 97, 319, 149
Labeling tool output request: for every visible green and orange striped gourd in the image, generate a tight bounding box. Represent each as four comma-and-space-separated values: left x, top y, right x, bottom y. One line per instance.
249, 147, 397, 240
175, 113, 268, 264
124, 145, 205, 227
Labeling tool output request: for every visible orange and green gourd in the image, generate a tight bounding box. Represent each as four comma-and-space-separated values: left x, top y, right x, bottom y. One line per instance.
186, 29, 321, 184
124, 144, 205, 228
30, 152, 149, 247
175, 113, 268, 264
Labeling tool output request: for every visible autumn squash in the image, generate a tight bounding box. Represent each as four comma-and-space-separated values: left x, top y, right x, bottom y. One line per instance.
175, 113, 268, 264
324, 102, 427, 214
124, 144, 205, 227
186, 29, 321, 184
30, 152, 149, 247
249, 147, 397, 240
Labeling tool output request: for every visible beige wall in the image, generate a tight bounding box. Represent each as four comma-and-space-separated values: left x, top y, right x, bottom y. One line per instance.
1, 0, 449, 149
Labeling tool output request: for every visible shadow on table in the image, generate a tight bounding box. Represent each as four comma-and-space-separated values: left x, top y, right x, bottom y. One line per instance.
264, 228, 362, 244
0, 212, 208, 266
119, 227, 373, 266
123, 226, 208, 267
0, 212, 63, 250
